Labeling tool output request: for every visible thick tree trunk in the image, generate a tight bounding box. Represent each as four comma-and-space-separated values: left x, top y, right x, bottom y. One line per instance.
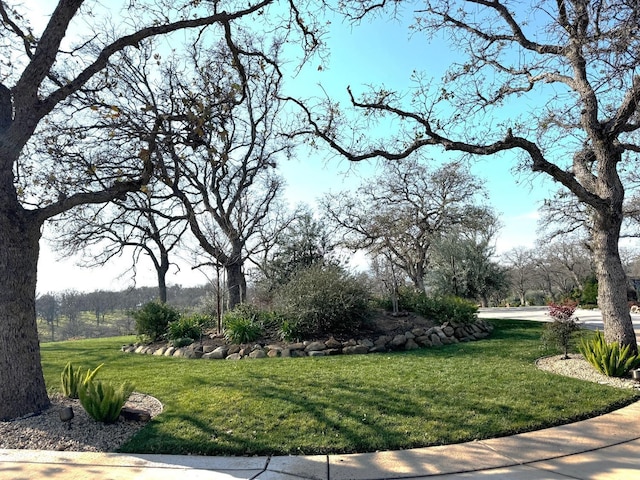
592, 212, 637, 353
225, 262, 246, 310
0, 207, 50, 420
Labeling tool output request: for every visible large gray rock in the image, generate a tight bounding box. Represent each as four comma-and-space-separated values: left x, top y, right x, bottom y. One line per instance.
343, 345, 369, 355
430, 334, 443, 346
435, 327, 448, 339
226, 353, 243, 360
369, 345, 387, 353
325, 337, 342, 349
405, 339, 420, 350
390, 334, 407, 348
358, 338, 374, 348
305, 341, 326, 352
249, 349, 267, 359
210, 346, 229, 359
415, 335, 432, 347
266, 345, 282, 356
442, 326, 455, 337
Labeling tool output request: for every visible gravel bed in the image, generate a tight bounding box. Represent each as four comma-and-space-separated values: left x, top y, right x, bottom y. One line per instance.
0, 393, 162, 452
536, 353, 639, 389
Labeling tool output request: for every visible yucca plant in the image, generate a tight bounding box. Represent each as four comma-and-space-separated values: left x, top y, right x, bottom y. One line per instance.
61, 362, 103, 399
579, 331, 640, 377
78, 379, 135, 423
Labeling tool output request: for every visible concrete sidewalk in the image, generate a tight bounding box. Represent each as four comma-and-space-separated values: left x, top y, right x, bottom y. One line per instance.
2, 401, 640, 479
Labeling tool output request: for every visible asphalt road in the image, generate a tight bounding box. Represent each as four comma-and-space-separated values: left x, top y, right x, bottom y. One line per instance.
478, 306, 640, 335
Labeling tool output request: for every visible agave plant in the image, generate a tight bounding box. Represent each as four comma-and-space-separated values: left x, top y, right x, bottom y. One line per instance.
579, 331, 640, 377
79, 379, 135, 423
61, 362, 103, 399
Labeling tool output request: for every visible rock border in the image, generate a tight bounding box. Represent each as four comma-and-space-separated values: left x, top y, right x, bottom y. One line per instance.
122, 318, 494, 360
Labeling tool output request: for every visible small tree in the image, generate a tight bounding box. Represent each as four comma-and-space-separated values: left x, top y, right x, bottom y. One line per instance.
541, 301, 581, 359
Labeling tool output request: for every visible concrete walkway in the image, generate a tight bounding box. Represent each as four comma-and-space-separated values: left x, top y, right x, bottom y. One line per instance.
1, 401, 640, 479
2, 308, 640, 480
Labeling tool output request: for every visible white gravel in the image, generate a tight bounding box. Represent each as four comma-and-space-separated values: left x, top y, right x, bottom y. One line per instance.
536, 353, 639, 389
0, 392, 162, 452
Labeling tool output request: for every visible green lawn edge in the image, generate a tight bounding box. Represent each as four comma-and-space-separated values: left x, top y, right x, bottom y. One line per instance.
40, 319, 639, 456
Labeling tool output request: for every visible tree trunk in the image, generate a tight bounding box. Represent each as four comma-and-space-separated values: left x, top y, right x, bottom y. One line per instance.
592, 212, 637, 353
226, 262, 246, 310
0, 207, 50, 420
156, 260, 168, 304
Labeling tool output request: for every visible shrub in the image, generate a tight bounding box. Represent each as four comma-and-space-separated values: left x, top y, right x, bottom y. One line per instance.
580, 277, 598, 305
579, 331, 640, 377
61, 362, 103, 399
541, 319, 582, 359
273, 265, 370, 337
172, 337, 194, 348
541, 300, 581, 359
413, 295, 478, 325
223, 305, 263, 344
167, 313, 211, 342
79, 379, 135, 423
277, 319, 302, 342
548, 300, 577, 321
133, 301, 180, 342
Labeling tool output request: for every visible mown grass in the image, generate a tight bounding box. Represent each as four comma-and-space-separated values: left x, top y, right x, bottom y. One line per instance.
40, 319, 639, 456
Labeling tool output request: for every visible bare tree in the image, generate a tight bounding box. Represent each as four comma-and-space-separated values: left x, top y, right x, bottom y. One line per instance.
148, 42, 292, 309
0, 0, 318, 420
502, 247, 535, 306
51, 190, 188, 304
322, 158, 493, 292
36, 293, 59, 342
294, 0, 640, 351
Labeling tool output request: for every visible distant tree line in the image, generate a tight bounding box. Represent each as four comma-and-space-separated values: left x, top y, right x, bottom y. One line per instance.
35, 285, 210, 342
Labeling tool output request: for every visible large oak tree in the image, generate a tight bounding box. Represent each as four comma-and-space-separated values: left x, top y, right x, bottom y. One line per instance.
296, 0, 640, 351
0, 0, 316, 420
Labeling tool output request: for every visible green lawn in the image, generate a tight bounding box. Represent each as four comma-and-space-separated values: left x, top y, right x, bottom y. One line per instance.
40, 319, 639, 456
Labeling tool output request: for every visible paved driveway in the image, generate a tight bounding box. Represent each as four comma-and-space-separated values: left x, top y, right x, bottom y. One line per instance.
478, 306, 640, 337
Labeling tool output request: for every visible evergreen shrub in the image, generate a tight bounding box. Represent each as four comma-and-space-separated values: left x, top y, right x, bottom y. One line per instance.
413, 295, 478, 325
223, 305, 263, 344
273, 265, 370, 338
133, 301, 180, 342
167, 313, 211, 342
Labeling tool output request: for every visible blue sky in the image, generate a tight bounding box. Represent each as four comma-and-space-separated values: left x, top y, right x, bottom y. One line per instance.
35, 2, 556, 293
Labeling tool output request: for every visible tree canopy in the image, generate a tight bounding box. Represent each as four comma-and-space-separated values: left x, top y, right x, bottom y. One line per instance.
293, 0, 640, 351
